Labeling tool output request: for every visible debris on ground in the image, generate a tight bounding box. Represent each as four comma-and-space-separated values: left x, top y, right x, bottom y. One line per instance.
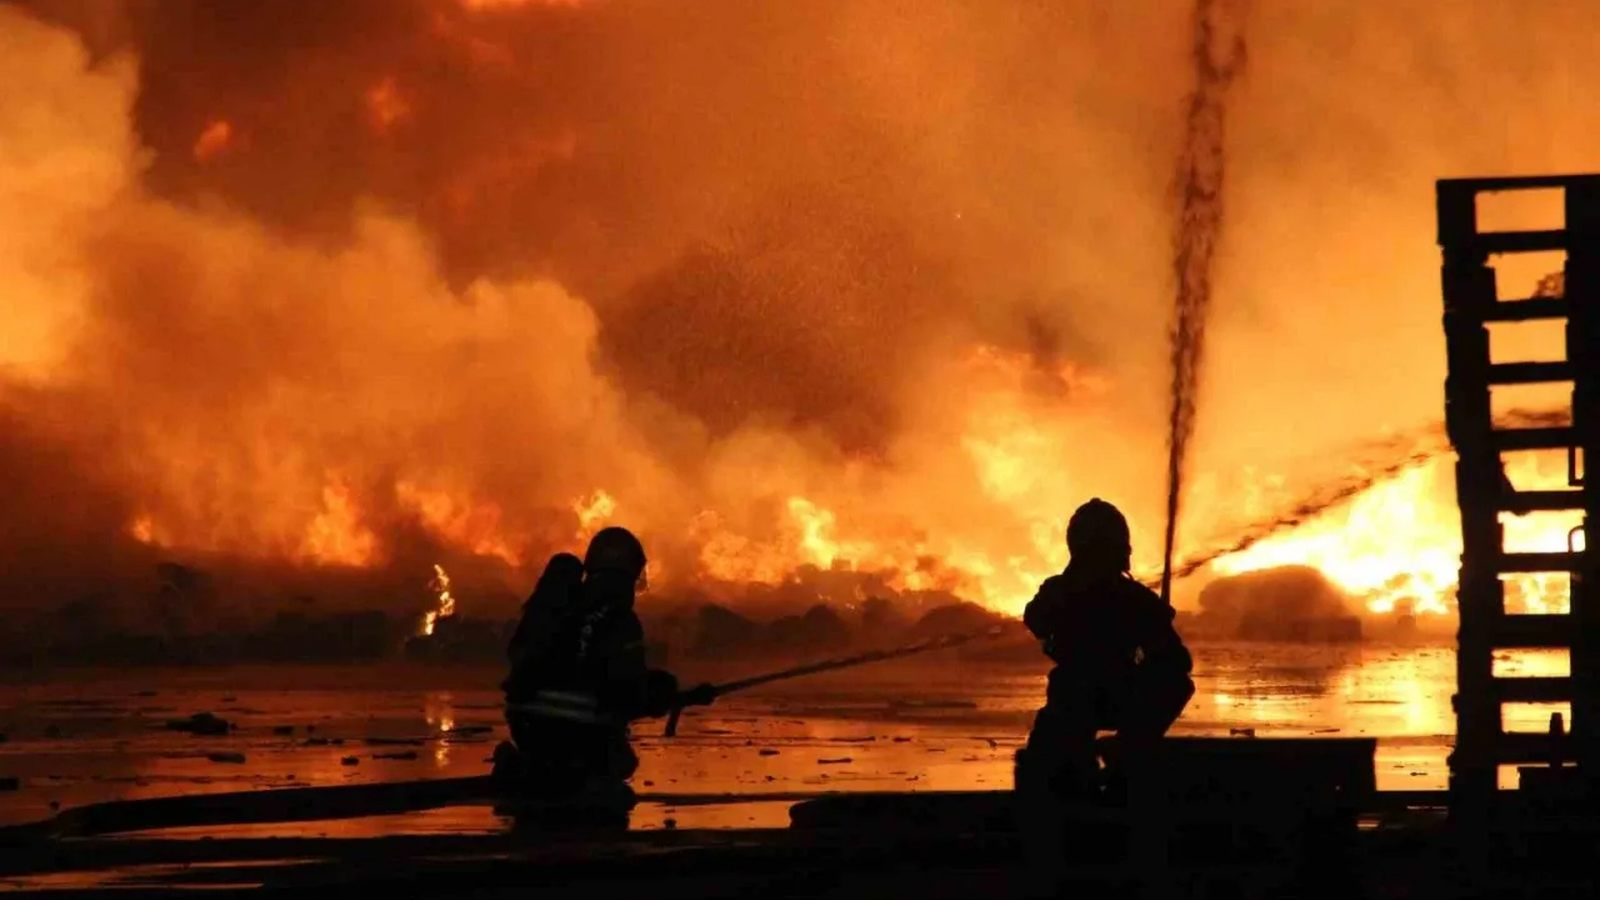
373, 751, 419, 761
441, 726, 492, 738
341, 756, 359, 766
206, 752, 246, 765
166, 713, 233, 736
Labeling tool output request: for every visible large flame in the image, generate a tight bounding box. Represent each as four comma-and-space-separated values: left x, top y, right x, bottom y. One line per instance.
1212, 454, 1581, 615
6, 1, 1599, 638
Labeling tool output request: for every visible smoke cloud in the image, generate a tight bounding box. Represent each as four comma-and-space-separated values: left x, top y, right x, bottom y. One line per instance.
2, 0, 1596, 635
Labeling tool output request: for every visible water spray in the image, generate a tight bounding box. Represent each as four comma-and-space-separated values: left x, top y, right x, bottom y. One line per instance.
1160, 0, 1250, 606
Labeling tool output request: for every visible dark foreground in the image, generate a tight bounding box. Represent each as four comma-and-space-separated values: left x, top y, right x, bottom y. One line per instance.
1, 790, 1593, 899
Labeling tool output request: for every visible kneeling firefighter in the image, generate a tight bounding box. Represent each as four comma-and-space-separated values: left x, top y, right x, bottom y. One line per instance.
1015, 498, 1196, 801
497, 526, 713, 800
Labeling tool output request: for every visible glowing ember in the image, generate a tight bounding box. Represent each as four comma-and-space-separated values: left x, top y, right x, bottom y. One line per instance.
128, 515, 156, 544
191, 119, 233, 162
420, 564, 457, 637
424, 696, 455, 767
365, 76, 410, 133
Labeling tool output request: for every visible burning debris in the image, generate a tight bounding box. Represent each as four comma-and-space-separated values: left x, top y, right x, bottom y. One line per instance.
421, 564, 458, 638
406, 563, 519, 662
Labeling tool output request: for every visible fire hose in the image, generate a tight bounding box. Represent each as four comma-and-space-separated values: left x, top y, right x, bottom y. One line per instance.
657, 553, 1218, 738
663, 623, 1019, 737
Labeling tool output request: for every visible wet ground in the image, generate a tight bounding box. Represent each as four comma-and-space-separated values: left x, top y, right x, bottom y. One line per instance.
0, 639, 1560, 840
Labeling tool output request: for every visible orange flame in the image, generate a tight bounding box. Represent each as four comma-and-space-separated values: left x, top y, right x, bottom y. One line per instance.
128, 515, 157, 545
301, 482, 378, 567
573, 489, 616, 541
1212, 452, 1578, 616
109, 361, 1576, 620
397, 481, 521, 568
192, 119, 233, 162
420, 563, 457, 636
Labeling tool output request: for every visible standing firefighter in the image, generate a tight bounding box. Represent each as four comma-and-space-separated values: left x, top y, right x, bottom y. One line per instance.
1015, 498, 1195, 803
496, 527, 711, 816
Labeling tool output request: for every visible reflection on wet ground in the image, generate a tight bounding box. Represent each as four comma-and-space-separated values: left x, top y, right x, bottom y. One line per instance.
0, 640, 1535, 839
4, 860, 309, 892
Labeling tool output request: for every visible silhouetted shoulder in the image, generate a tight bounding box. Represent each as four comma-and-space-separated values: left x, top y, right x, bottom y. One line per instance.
1036, 574, 1070, 597
598, 608, 646, 650
1023, 574, 1072, 638
619, 610, 645, 640
1112, 577, 1175, 621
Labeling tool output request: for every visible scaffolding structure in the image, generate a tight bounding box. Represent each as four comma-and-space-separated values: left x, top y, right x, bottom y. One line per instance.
1437, 175, 1600, 814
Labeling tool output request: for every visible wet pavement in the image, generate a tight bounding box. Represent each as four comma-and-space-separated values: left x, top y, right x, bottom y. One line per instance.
0, 639, 1558, 839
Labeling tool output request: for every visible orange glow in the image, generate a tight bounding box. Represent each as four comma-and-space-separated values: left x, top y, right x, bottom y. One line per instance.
101, 342, 1569, 619
424, 693, 456, 768
397, 482, 521, 568
191, 119, 233, 162
1213, 452, 1578, 616
459, 0, 587, 9
129, 515, 156, 544
11, 2, 1600, 634
99, 344, 1572, 620
573, 489, 616, 541
365, 77, 411, 134
434, 131, 577, 220
300, 482, 378, 568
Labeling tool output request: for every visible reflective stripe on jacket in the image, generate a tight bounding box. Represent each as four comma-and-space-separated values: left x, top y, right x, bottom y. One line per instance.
506, 690, 625, 727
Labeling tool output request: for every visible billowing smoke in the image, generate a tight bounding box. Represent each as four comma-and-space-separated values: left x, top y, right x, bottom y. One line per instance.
2, 0, 1597, 639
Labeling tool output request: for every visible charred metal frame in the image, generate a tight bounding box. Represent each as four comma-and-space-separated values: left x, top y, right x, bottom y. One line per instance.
1437, 174, 1600, 814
